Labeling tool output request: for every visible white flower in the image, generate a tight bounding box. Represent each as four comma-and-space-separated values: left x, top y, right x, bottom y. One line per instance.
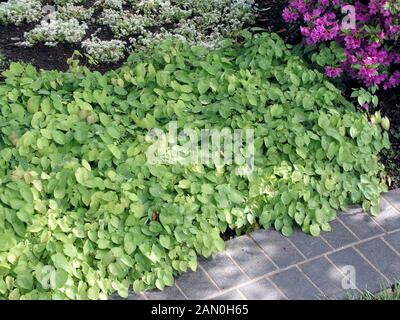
82, 37, 126, 63
25, 18, 88, 46
0, 0, 42, 25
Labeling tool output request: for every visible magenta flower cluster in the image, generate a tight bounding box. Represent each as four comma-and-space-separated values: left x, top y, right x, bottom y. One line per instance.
283, 0, 400, 90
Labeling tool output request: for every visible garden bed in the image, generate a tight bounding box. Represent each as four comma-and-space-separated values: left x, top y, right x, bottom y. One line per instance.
0, 0, 399, 300
0, 21, 122, 74
0, 0, 254, 72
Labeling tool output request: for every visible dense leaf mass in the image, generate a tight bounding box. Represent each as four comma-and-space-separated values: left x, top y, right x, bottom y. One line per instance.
0, 32, 389, 299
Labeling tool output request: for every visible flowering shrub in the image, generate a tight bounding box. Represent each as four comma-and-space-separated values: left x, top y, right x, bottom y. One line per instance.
283, 0, 400, 92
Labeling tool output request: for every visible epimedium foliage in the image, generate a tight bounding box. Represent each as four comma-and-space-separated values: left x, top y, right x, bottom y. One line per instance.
0, 32, 390, 299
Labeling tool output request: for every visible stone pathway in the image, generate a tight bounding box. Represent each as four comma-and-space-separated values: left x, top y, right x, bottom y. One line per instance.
117, 189, 400, 300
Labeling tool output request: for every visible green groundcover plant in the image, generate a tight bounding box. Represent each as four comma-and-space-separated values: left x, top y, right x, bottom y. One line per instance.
0, 32, 390, 299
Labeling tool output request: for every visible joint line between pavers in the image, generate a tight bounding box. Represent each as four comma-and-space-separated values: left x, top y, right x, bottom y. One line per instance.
224, 250, 252, 281
371, 197, 398, 231
319, 234, 335, 250
264, 276, 289, 300
382, 194, 400, 214
337, 210, 386, 235
319, 223, 359, 250
198, 264, 223, 292
324, 255, 361, 295
174, 282, 189, 300
387, 228, 400, 235
338, 218, 362, 241
286, 237, 308, 260
380, 236, 400, 259
368, 214, 387, 233
236, 289, 249, 300
352, 246, 391, 286
295, 265, 325, 297
247, 235, 280, 270
381, 196, 400, 214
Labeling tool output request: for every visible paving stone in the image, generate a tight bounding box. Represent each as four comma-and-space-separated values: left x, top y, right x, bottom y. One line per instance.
225, 236, 276, 278
339, 213, 384, 239
341, 205, 363, 215
110, 292, 146, 300
144, 285, 186, 300
382, 189, 400, 212
328, 247, 386, 293
239, 278, 286, 300
289, 227, 331, 258
372, 197, 400, 232
176, 269, 219, 300
200, 253, 248, 290
321, 220, 358, 249
299, 257, 359, 299
251, 229, 304, 268
210, 290, 245, 300
270, 267, 321, 300
356, 238, 400, 284
127, 293, 146, 300
384, 231, 400, 254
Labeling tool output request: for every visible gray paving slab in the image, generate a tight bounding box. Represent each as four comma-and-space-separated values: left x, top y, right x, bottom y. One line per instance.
300, 256, 359, 299
175, 269, 220, 300
384, 231, 400, 254
339, 213, 384, 239
382, 189, 400, 212
200, 253, 248, 290
321, 220, 358, 249
251, 229, 304, 268
356, 238, 400, 283
210, 290, 245, 300
342, 205, 363, 215
225, 236, 276, 279
372, 197, 400, 232
289, 227, 331, 258
110, 292, 145, 300
144, 285, 186, 300
328, 247, 387, 294
239, 278, 286, 300
270, 267, 321, 300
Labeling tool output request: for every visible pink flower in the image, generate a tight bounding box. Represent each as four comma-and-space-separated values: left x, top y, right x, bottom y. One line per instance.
325, 66, 343, 78
282, 8, 299, 22
384, 71, 400, 89
283, 0, 400, 90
